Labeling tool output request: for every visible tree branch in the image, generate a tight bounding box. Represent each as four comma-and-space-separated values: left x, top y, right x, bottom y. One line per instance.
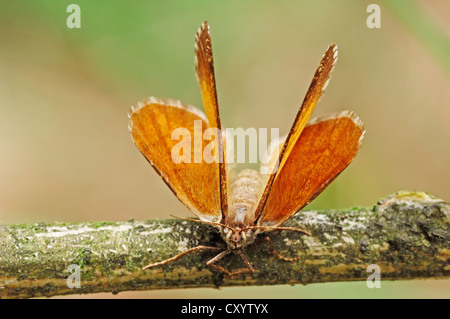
1, 191, 449, 298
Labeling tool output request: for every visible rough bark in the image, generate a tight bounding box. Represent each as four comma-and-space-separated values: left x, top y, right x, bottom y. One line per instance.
0, 191, 449, 299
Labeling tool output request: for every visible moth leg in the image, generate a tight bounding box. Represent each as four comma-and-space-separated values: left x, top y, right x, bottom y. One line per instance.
235, 249, 255, 274
142, 245, 223, 270
264, 236, 302, 262
206, 249, 233, 275
207, 249, 255, 277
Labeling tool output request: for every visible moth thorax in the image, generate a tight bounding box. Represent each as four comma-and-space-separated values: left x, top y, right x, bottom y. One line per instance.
226, 169, 264, 228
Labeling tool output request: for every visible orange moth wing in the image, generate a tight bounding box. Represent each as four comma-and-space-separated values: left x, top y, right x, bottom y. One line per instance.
128, 97, 222, 222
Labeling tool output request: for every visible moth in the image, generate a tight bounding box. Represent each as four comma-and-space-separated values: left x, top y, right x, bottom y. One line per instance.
128, 21, 364, 276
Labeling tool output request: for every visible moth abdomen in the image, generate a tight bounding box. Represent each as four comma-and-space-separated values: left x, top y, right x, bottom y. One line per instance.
226, 169, 264, 227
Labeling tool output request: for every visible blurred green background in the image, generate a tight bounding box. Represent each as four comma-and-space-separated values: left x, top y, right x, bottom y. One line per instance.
0, 0, 449, 298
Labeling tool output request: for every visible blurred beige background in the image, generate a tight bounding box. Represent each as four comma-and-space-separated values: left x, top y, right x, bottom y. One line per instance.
0, 0, 449, 298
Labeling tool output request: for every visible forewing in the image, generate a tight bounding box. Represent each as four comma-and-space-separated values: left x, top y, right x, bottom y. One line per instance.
254, 44, 338, 219
195, 21, 228, 217
129, 97, 222, 222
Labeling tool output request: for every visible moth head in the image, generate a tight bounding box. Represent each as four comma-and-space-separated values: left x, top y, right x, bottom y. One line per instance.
220, 226, 258, 249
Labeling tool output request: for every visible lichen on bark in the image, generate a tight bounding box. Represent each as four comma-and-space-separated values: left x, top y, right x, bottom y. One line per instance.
0, 191, 448, 298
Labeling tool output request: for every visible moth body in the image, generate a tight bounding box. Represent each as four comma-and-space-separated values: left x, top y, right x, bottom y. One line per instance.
226, 169, 264, 228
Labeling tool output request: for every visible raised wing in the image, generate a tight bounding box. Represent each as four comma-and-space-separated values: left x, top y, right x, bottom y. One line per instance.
254, 44, 338, 220
195, 21, 228, 219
